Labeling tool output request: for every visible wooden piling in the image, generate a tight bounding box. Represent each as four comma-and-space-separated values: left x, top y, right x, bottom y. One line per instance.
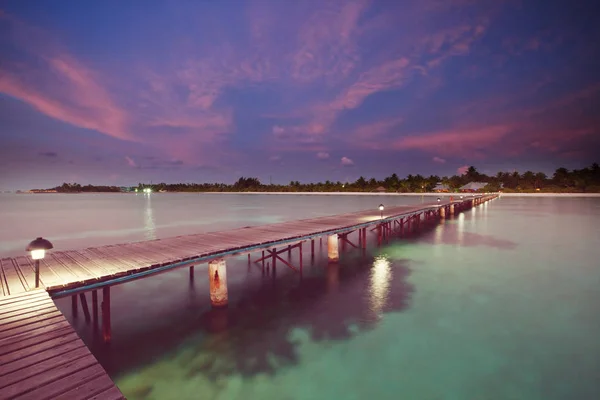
71, 295, 78, 318
79, 292, 91, 323
102, 286, 111, 343
299, 242, 303, 272
189, 265, 194, 280
209, 259, 228, 308
92, 290, 98, 327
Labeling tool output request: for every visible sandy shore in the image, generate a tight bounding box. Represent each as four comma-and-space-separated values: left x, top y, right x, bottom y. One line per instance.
201, 191, 600, 197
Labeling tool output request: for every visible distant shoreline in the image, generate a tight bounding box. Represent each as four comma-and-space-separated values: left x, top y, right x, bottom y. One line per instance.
8, 191, 600, 197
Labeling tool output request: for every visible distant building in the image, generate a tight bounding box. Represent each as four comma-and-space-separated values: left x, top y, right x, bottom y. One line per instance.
433, 183, 450, 193
374, 186, 387, 193
459, 182, 488, 192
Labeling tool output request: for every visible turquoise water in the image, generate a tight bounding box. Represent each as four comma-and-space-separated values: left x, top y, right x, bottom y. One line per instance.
3, 194, 599, 399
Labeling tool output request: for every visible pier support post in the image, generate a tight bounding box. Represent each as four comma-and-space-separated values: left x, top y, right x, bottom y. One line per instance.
440, 206, 446, 218
189, 265, 194, 281
102, 286, 111, 343
92, 290, 98, 328
79, 293, 91, 323
209, 259, 228, 308
327, 234, 339, 262
71, 295, 78, 318
450, 204, 455, 215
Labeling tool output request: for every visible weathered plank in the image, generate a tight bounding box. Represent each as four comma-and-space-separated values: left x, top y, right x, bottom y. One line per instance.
0, 291, 124, 400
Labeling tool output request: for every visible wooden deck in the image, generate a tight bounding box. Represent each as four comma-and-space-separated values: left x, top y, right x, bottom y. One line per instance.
0, 198, 492, 298
0, 290, 124, 400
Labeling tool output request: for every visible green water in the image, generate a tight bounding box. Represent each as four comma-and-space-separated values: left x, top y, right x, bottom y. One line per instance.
56, 196, 599, 399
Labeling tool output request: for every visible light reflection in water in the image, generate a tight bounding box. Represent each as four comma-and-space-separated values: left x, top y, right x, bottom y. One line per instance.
457, 213, 465, 246
433, 222, 444, 256
369, 255, 391, 315
144, 194, 156, 240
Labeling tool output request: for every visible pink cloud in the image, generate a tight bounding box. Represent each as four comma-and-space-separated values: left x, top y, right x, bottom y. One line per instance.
341, 156, 354, 166
433, 156, 446, 163
348, 116, 404, 148
457, 165, 469, 175
269, 155, 282, 162
392, 125, 512, 157
0, 60, 131, 141
125, 156, 137, 168
317, 152, 330, 159
290, 1, 368, 83
332, 58, 411, 110
0, 14, 131, 142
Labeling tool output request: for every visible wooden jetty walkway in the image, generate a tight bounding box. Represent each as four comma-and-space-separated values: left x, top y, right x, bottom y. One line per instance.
0, 194, 495, 399
0, 290, 124, 400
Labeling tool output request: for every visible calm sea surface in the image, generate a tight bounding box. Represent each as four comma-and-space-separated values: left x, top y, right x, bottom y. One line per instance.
1, 193, 599, 400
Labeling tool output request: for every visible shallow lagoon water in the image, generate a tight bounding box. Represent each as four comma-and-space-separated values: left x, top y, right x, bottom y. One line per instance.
1, 194, 599, 399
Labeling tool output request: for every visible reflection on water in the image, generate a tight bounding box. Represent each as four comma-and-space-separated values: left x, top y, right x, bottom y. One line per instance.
144, 193, 156, 240
369, 255, 391, 315
457, 212, 465, 246
47, 196, 600, 399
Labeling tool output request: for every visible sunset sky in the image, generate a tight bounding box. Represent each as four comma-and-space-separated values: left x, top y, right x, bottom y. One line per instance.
1, 0, 598, 189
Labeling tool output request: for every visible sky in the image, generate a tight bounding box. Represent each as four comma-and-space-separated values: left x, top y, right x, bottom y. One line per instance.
0, 0, 599, 189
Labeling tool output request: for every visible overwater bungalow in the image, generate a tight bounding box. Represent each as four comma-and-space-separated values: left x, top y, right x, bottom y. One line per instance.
433, 183, 450, 193
374, 186, 387, 193
459, 182, 488, 192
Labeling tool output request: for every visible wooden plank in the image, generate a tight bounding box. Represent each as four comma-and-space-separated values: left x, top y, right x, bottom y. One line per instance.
62, 251, 110, 279
39, 256, 81, 286
0, 313, 64, 341
0, 324, 73, 357
0, 355, 100, 399
78, 249, 124, 275
0, 289, 48, 306
0, 345, 90, 389
0, 296, 54, 316
0, 260, 7, 297
71, 249, 121, 276
0, 307, 61, 331
51, 252, 99, 280
0, 303, 57, 323
0, 331, 80, 365
51, 374, 121, 400
0, 290, 123, 400
0, 259, 27, 296
0, 339, 86, 377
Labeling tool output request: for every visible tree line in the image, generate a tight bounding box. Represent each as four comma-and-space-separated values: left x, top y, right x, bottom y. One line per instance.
46, 163, 600, 193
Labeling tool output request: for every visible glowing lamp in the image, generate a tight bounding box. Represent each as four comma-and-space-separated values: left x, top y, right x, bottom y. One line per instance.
26, 237, 53, 288
378, 204, 384, 219
437, 197, 441, 203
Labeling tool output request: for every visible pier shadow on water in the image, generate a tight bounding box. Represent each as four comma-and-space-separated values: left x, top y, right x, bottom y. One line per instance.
61, 241, 416, 387
186, 256, 415, 380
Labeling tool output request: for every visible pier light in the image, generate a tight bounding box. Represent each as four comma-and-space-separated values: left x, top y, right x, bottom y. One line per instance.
378, 204, 384, 219
437, 197, 441, 203
26, 237, 53, 288
460, 195, 463, 199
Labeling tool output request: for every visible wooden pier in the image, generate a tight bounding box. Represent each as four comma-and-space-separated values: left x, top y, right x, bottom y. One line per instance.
0, 194, 495, 398
0, 290, 124, 400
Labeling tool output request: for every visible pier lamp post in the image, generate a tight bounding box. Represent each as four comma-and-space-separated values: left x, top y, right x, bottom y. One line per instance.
26, 237, 53, 288
379, 204, 384, 219
437, 197, 441, 204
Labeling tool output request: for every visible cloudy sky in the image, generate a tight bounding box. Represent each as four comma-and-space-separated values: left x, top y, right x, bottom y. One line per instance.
0, 0, 598, 189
